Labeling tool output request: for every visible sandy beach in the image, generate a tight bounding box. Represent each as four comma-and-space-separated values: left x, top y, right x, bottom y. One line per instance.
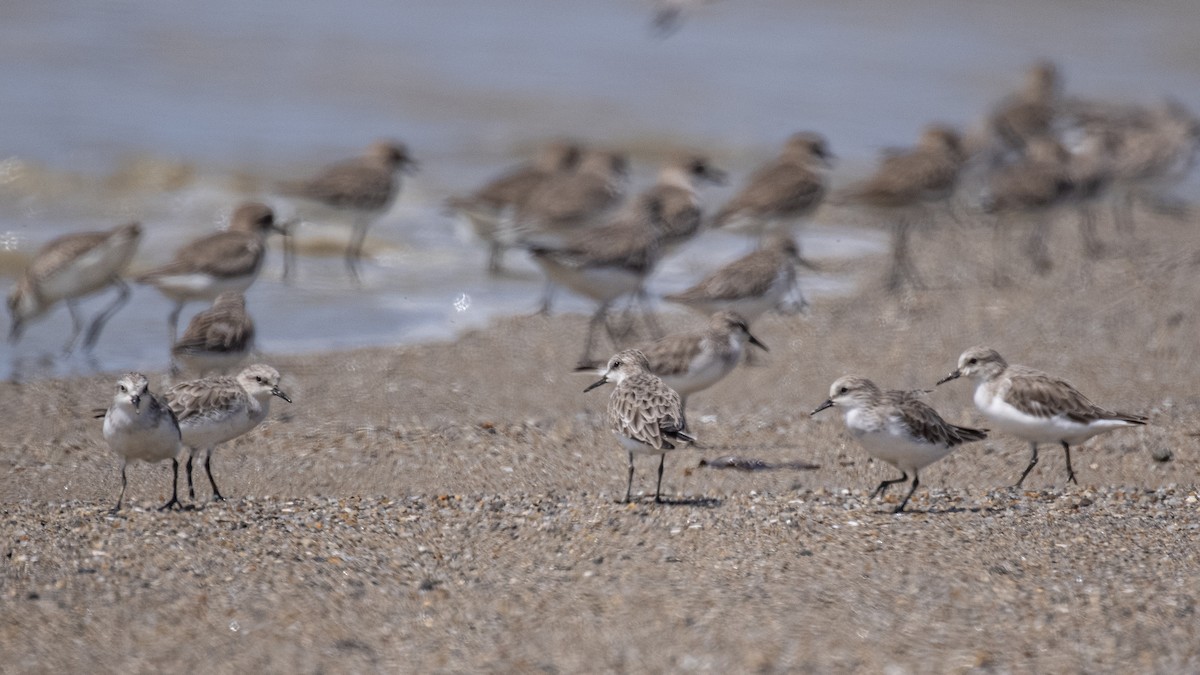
2, 208, 1199, 673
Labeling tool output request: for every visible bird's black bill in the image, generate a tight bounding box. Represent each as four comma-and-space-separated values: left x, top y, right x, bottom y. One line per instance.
810, 399, 834, 416
272, 387, 293, 403
583, 378, 609, 393
935, 371, 961, 386
748, 333, 769, 352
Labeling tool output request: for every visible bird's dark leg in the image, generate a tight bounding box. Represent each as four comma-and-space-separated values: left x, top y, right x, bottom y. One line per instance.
186, 449, 196, 500
654, 454, 666, 504
1061, 441, 1077, 485
895, 471, 920, 514
82, 278, 131, 351
871, 471, 909, 499
205, 447, 224, 502
623, 451, 635, 504
1015, 443, 1040, 487
159, 458, 182, 511
111, 461, 128, 514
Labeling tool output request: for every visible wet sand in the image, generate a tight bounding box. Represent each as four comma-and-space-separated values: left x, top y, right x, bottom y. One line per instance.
2, 209, 1199, 672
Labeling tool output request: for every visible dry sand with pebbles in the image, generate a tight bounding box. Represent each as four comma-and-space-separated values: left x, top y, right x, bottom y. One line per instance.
3, 209, 1200, 673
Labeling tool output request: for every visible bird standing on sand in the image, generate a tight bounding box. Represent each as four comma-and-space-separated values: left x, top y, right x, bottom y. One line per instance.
665, 234, 812, 321
99, 372, 183, 513
585, 349, 696, 504
812, 375, 988, 513
711, 132, 831, 238
164, 364, 291, 503
136, 202, 282, 346
580, 310, 766, 416
837, 125, 965, 292
937, 346, 1146, 487
8, 222, 141, 353
279, 140, 417, 282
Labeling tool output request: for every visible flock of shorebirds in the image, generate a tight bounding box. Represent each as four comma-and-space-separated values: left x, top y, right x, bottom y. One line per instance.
5, 60, 1193, 512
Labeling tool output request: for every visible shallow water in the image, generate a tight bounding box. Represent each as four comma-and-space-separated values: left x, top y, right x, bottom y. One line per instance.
2, 0, 1198, 380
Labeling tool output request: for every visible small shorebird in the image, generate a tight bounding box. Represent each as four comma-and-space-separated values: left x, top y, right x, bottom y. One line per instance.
664, 234, 811, 321
838, 124, 965, 291
136, 202, 282, 345
811, 375, 987, 513
585, 349, 696, 503
279, 139, 417, 281
527, 195, 667, 366
580, 311, 765, 414
711, 132, 831, 237
937, 346, 1147, 487
164, 364, 291, 502
446, 140, 582, 274
98, 372, 183, 513
8, 222, 141, 353
170, 291, 256, 376
988, 60, 1063, 157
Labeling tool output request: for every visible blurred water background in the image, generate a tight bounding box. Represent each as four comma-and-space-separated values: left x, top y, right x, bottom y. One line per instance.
2, 0, 1199, 380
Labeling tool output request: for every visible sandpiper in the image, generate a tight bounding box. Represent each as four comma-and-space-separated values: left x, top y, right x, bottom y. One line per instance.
98, 372, 183, 513
711, 132, 831, 237
170, 291, 256, 376
8, 222, 141, 353
812, 375, 987, 513
279, 140, 417, 282
837, 124, 965, 291
136, 202, 281, 345
164, 364, 291, 502
580, 310, 765, 413
664, 234, 811, 321
584, 349, 696, 503
937, 346, 1146, 487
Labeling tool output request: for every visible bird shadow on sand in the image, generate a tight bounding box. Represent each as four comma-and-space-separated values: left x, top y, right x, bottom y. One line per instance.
645, 496, 723, 508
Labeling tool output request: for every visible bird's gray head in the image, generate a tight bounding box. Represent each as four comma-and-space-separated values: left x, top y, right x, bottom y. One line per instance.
811, 375, 881, 415
937, 346, 1008, 385
368, 139, 418, 173
535, 140, 584, 172
229, 202, 284, 235
783, 131, 834, 167
584, 349, 651, 392
112, 372, 151, 413
710, 311, 768, 352
236, 364, 292, 403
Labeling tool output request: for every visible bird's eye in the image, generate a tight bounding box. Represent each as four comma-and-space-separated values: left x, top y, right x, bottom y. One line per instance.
967, 358, 977, 365
839, 387, 848, 394
118, 385, 126, 392
612, 361, 621, 369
